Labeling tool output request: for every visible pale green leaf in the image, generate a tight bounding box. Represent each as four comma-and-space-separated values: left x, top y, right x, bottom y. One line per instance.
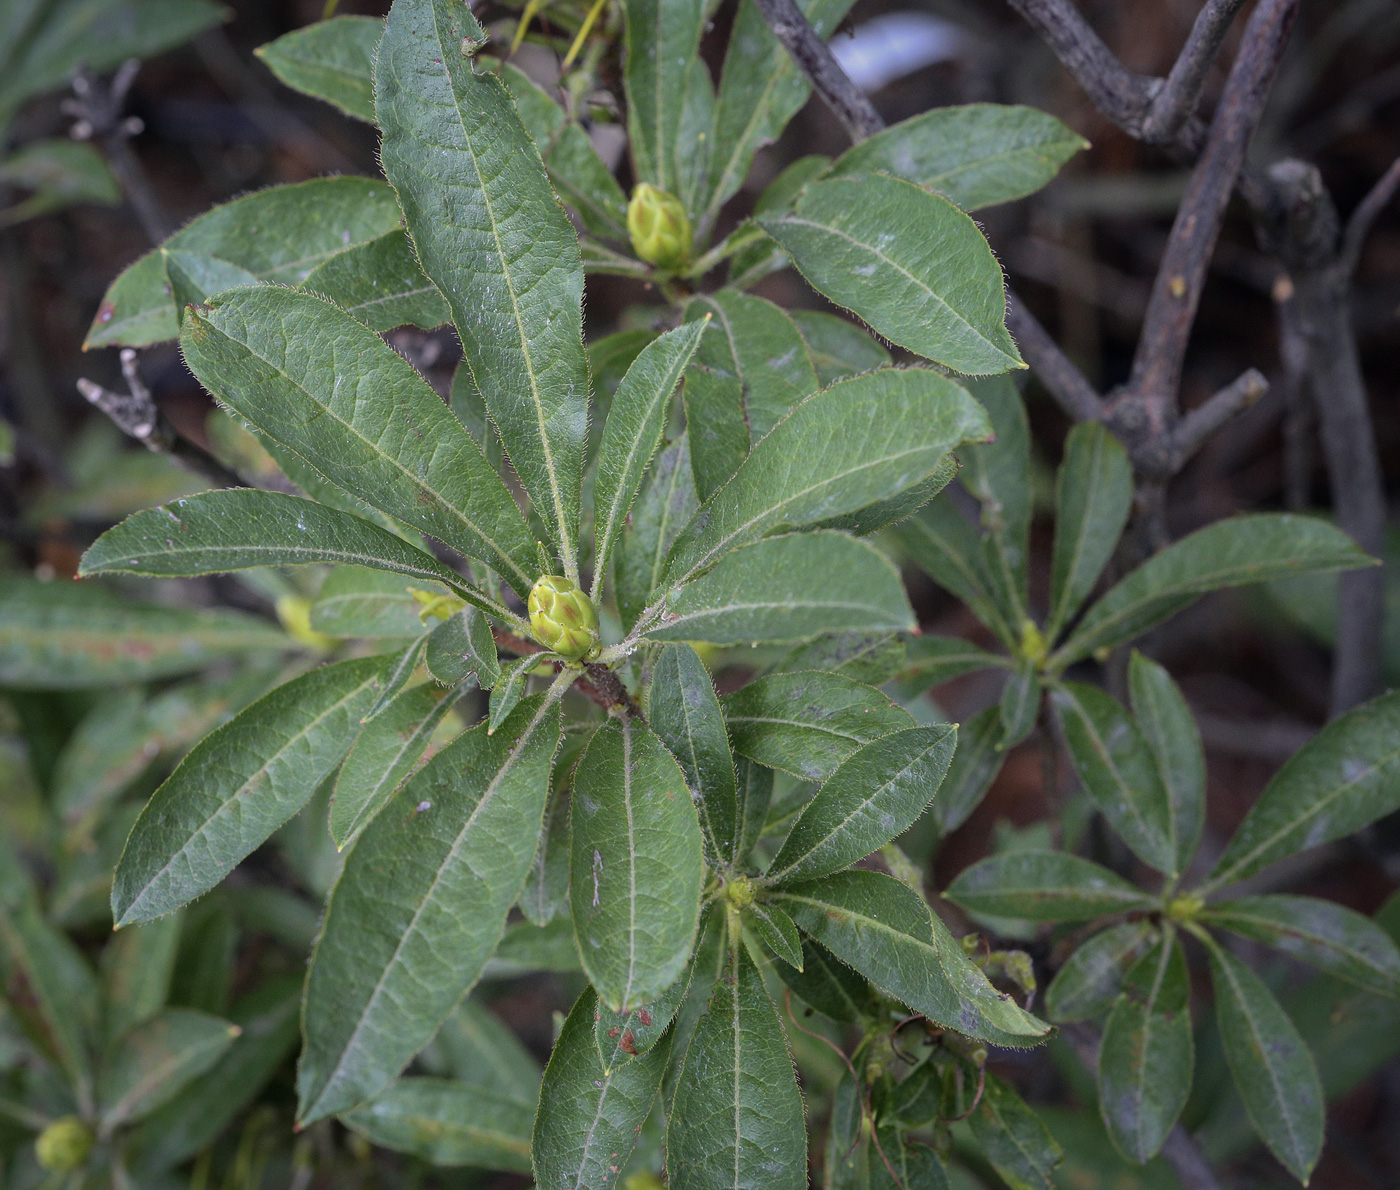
301, 229, 450, 332
722, 670, 913, 783
311, 567, 437, 639
487, 654, 538, 733
98, 1008, 238, 1131
757, 175, 1023, 375
181, 285, 536, 596
112, 656, 390, 926
297, 693, 559, 1122
342, 1077, 533, 1171
969, 1074, 1063, 1190
770, 630, 907, 687
570, 717, 704, 1011
1044, 921, 1159, 1023
945, 851, 1156, 922
100, 915, 182, 1043
421, 997, 541, 1100
1128, 652, 1205, 879
255, 16, 381, 122
932, 705, 1007, 834
998, 661, 1041, 750
376, 0, 589, 569
789, 308, 891, 386
828, 104, 1087, 211
745, 900, 803, 968
621, 0, 704, 201
367, 636, 429, 718
425, 607, 500, 689
615, 435, 696, 629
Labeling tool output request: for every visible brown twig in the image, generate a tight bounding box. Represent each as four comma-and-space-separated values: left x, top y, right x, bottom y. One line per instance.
1004, 298, 1105, 422
1338, 155, 1400, 280
491, 627, 641, 719
1169, 368, 1269, 466
1141, 0, 1252, 145
77, 349, 243, 488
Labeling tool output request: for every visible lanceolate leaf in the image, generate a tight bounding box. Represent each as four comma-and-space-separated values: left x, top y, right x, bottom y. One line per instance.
377, 0, 589, 569
301, 229, 450, 332
774, 937, 873, 1022
932, 705, 1007, 834
1097, 935, 1193, 1163
342, 1078, 534, 1171
648, 531, 915, 646
682, 290, 820, 500
1208, 689, 1400, 889
311, 567, 438, 639
733, 758, 774, 868
297, 694, 560, 1123
1046, 422, 1133, 640
615, 435, 696, 629
1204, 937, 1324, 1184
962, 374, 1033, 626
969, 1074, 1063, 1190
1044, 921, 1159, 1023
945, 851, 1156, 923
1051, 683, 1176, 875
112, 657, 390, 927
828, 104, 1088, 211
772, 630, 907, 687
80, 489, 505, 616
254, 16, 383, 122
86, 178, 405, 349
426, 607, 500, 689
667, 943, 807, 1190
998, 661, 1041, 751
592, 320, 707, 593
98, 1008, 239, 1131
648, 644, 739, 865
329, 683, 465, 849
533, 987, 671, 1190
1055, 514, 1373, 666
570, 718, 704, 1011
594, 958, 693, 1062
180, 286, 536, 596
758, 175, 1024, 375
665, 367, 992, 585
722, 670, 914, 783
745, 900, 804, 968
766, 725, 956, 883
1203, 895, 1400, 998
777, 870, 1051, 1046
1128, 652, 1205, 878
621, 0, 704, 201
789, 308, 891, 386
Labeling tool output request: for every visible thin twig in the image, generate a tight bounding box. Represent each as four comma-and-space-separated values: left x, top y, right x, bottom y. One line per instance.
751, 0, 884, 142
1142, 0, 1252, 144
1004, 298, 1105, 422
1170, 368, 1268, 465
491, 627, 641, 718
1338, 155, 1400, 280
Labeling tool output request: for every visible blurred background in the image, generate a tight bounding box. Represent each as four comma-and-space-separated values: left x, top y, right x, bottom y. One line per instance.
1, 1, 1398, 1187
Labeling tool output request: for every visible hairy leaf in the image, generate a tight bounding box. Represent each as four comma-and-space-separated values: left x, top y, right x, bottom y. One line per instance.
342, 1078, 534, 1171
301, 229, 450, 332
254, 16, 382, 122
969, 1074, 1063, 1189
945, 851, 1156, 922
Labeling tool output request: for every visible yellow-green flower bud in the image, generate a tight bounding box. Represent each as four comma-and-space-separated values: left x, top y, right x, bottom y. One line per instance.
627, 183, 691, 271
528, 576, 600, 662
35, 1117, 93, 1173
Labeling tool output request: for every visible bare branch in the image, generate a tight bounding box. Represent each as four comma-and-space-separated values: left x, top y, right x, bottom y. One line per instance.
77, 349, 244, 489
1339, 155, 1400, 280
491, 627, 641, 718
1142, 0, 1252, 144
1170, 367, 1268, 464
751, 0, 885, 142
1128, 0, 1299, 409
1004, 298, 1104, 422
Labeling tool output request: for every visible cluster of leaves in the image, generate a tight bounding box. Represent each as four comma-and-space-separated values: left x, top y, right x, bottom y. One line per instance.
5, 0, 1399, 1187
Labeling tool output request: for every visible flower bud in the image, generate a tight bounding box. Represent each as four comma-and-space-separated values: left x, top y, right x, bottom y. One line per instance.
627, 183, 691, 271
528, 575, 601, 662
35, 1117, 94, 1173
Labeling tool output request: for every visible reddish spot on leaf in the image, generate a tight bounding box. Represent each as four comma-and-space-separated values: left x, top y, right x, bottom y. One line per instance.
619, 1030, 637, 1054
637, 1009, 653, 1026
607, 1026, 620, 1038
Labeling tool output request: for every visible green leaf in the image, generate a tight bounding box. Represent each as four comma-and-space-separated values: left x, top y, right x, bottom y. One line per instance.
932, 705, 1007, 834
722, 670, 914, 783
0, 138, 119, 222
745, 901, 803, 967
649, 531, 915, 646
0, 577, 285, 689
1203, 895, 1400, 999
1056, 514, 1374, 666
667, 942, 807, 1190
789, 308, 891, 385
85, 177, 405, 348
101, 915, 182, 1043
773, 937, 872, 1022
487, 654, 537, 733
520, 756, 573, 927
422, 997, 541, 1099
1046, 422, 1132, 640
297, 693, 560, 1122
621, 0, 704, 202
593, 321, 707, 591
301, 229, 450, 332
777, 870, 1051, 1046
377, 0, 589, 570
1097, 935, 1193, 1163
254, 15, 381, 122
1051, 682, 1176, 875
1128, 652, 1205, 879
594, 960, 692, 1062
112, 657, 390, 926
79, 489, 503, 614
341, 1077, 533, 1171
828, 104, 1087, 211
1044, 921, 1159, 1023
533, 986, 670, 1188
181, 286, 536, 596
425, 607, 500, 689
1203, 936, 1324, 1184
757, 175, 1023, 375
502, 64, 631, 242
665, 367, 992, 585
733, 757, 774, 868
771, 630, 906, 687
570, 717, 704, 1011
98, 1008, 238, 1131
365, 637, 429, 719
615, 435, 697, 629
682, 290, 820, 500
896, 634, 1007, 697
998, 661, 1041, 750
311, 567, 437, 639
969, 1073, 1063, 1190
487, 916, 583, 978
649, 644, 739, 866
1208, 689, 1400, 888
330, 683, 464, 849
766, 725, 954, 883
945, 851, 1156, 923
